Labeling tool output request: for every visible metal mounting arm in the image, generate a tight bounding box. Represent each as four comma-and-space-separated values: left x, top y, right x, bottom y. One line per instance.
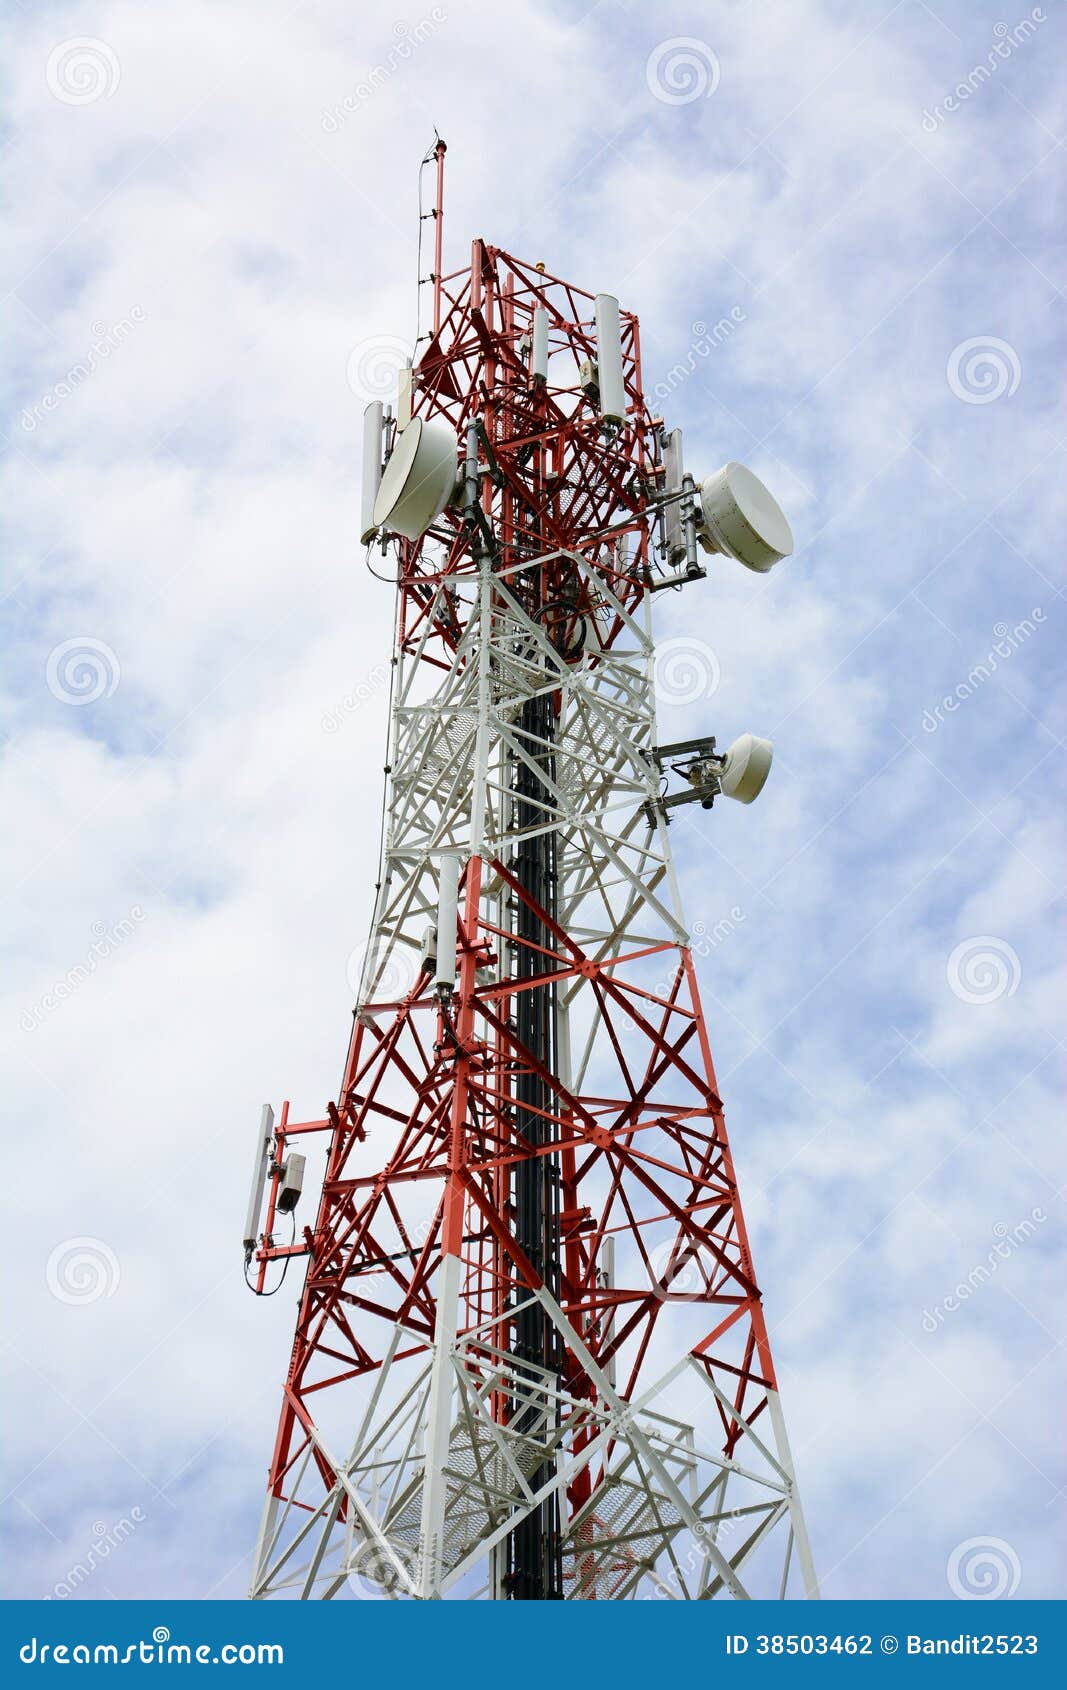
643, 735, 727, 823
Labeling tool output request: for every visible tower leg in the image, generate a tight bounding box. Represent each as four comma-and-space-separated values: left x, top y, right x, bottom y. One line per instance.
765, 1390, 820, 1598
418, 1250, 462, 1599
249, 1491, 279, 1599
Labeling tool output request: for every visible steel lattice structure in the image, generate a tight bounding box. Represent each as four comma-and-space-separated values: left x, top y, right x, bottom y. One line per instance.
247, 145, 817, 1602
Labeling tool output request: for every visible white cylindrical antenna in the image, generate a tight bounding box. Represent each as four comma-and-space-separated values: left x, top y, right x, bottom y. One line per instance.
662, 427, 685, 564
397, 362, 413, 429
594, 293, 626, 424
243, 1103, 275, 1255
531, 307, 549, 384
360, 402, 384, 545
434, 854, 461, 997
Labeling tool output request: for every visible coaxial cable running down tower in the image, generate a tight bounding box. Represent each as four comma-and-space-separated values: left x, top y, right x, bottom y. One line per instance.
245, 141, 817, 1602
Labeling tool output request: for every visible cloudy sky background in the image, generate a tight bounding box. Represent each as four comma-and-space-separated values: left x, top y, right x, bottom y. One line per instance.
2, 0, 1064, 1601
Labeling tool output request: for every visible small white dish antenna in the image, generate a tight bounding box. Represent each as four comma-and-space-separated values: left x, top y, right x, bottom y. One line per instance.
698, 462, 794, 573
719, 733, 773, 803
372, 416, 458, 541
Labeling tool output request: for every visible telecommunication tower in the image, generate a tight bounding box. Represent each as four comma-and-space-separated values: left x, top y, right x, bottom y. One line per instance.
245, 141, 817, 1601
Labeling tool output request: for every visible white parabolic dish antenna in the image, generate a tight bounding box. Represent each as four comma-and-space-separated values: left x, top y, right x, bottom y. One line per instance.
699, 462, 794, 573
719, 733, 774, 804
372, 417, 458, 541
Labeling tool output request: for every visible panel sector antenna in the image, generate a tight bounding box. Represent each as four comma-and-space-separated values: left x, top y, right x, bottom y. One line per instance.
245, 138, 817, 1603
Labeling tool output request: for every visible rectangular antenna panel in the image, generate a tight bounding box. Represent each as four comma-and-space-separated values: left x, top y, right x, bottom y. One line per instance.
243, 1103, 275, 1251
663, 427, 685, 564
360, 401, 383, 544
594, 293, 626, 423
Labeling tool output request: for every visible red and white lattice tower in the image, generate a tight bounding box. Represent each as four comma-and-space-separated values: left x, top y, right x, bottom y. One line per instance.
246, 143, 817, 1602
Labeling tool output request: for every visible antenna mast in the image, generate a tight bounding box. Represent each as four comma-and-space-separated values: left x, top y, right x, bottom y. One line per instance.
432, 135, 446, 336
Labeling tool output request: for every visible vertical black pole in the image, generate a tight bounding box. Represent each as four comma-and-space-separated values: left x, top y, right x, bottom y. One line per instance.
505, 667, 563, 1599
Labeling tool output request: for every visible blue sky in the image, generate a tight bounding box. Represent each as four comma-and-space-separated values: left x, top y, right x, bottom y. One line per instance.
2, 0, 1064, 1601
